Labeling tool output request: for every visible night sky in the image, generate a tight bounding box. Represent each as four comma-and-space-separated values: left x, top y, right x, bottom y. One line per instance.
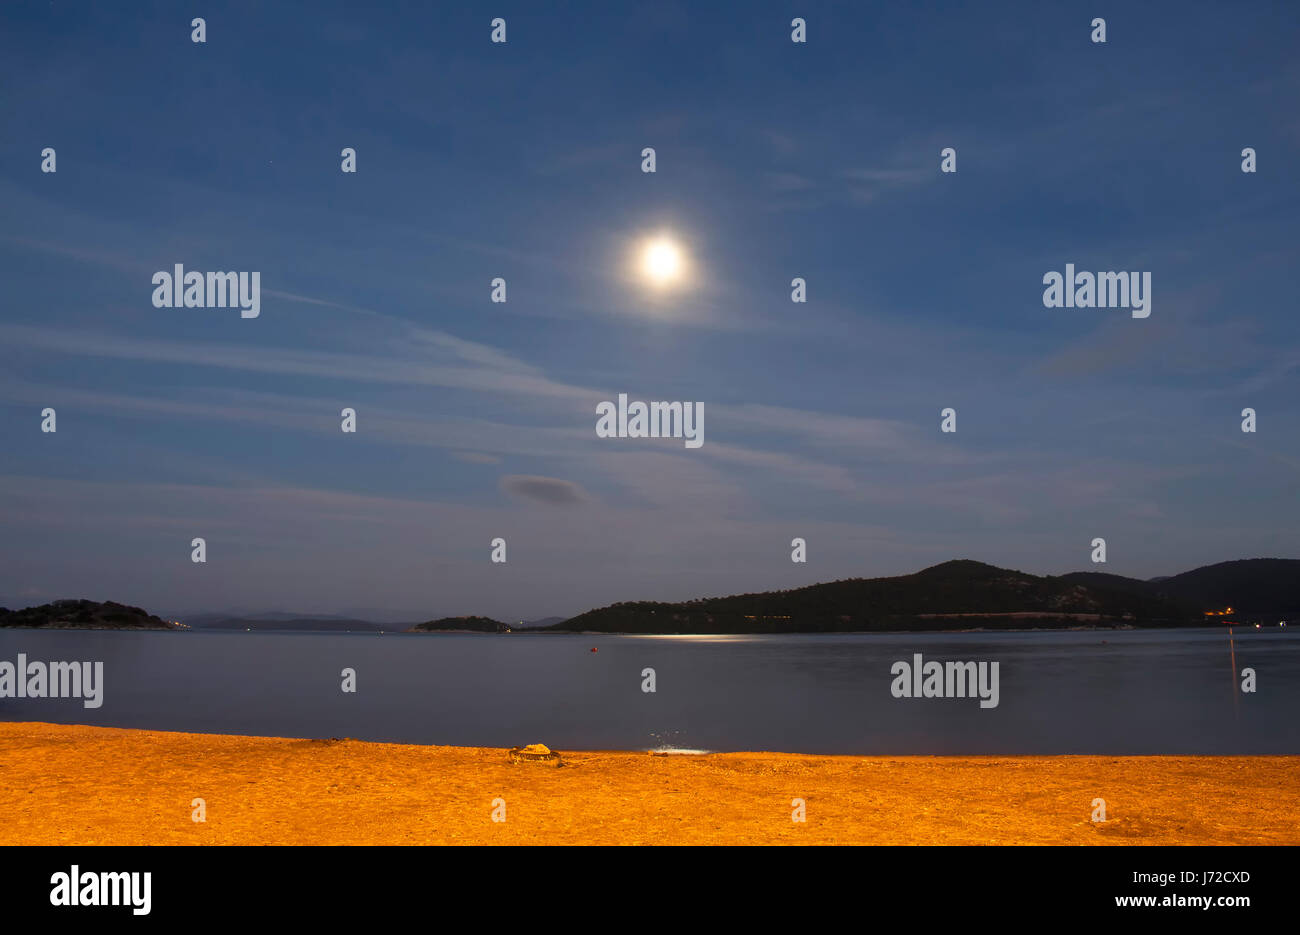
1, 1, 1297, 620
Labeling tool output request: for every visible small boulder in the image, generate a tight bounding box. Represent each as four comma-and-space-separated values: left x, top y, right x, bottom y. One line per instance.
508, 743, 562, 766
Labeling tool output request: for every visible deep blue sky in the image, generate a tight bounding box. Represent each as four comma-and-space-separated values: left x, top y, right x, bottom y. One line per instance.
1, 1, 1297, 620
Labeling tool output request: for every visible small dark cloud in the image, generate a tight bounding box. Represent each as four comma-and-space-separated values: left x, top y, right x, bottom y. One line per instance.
500, 474, 588, 506
453, 451, 502, 465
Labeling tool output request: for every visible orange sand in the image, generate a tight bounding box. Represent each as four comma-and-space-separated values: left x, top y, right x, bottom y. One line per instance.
1, 722, 1296, 845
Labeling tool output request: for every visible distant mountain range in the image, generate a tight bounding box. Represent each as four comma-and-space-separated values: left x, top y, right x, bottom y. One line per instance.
546, 558, 1300, 634
517, 616, 566, 629
183, 614, 389, 632
181, 613, 562, 632
3, 559, 1295, 632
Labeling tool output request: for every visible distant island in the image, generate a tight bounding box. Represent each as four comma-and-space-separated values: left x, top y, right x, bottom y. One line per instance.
3, 558, 1296, 633
0, 599, 179, 630
409, 616, 512, 633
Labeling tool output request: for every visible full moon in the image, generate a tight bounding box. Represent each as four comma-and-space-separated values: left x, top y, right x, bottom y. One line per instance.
638, 236, 686, 288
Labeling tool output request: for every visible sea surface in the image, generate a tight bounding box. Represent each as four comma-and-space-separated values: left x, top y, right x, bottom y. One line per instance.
0, 626, 1296, 754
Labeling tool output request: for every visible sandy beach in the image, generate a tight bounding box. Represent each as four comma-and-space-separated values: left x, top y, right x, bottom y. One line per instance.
1, 722, 1296, 845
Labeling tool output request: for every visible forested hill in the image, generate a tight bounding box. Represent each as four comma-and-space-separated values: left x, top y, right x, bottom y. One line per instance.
0, 600, 178, 630
547, 559, 1297, 634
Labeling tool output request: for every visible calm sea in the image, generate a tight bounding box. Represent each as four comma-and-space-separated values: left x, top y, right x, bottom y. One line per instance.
0, 627, 1295, 754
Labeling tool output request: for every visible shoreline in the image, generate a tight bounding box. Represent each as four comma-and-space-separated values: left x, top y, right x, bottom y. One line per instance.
1, 622, 1245, 634
2, 722, 1296, 845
